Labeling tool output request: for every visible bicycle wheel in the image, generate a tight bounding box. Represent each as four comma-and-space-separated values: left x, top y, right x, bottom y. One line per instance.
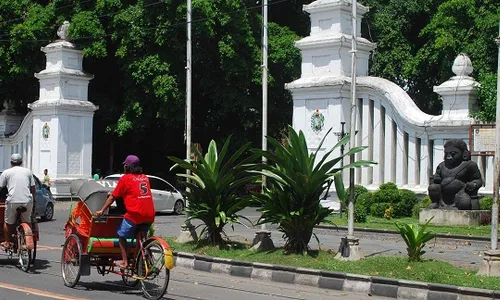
137, 241, 170, 300
61, 234, 82, 287
16, 227, 31, 272
122, 274, 140, 287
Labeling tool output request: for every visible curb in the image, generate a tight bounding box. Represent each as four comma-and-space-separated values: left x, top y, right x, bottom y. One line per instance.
316, 225, 492, 242
173, 251, 499, 300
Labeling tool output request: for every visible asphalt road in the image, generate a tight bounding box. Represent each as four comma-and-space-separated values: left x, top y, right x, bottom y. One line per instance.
0, 202, 393, 300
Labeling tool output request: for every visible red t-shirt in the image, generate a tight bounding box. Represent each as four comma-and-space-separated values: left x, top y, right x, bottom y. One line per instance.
112, 174, 155, 224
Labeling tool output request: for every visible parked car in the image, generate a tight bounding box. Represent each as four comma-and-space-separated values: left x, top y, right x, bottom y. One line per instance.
0, 173, 55, 221
104, 174, 185, 214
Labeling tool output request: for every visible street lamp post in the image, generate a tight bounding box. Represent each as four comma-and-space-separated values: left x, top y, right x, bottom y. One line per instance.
478, 20, 500, 276
177, 0, 197, 243
250, 0, 274, 251
335, 0, 362, 261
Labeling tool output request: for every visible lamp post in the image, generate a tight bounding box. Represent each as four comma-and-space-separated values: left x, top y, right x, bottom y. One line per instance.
177, 0, 197, 243
250, 0, 274, 251
335, 0, 362, 261
478, 20, 500, 276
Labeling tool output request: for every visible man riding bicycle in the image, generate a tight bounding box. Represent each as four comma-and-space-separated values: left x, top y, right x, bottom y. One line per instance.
0, 154, 36, 249
96, 154, 155, 269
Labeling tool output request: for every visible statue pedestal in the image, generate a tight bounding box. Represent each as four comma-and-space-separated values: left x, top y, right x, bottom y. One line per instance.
419, 209, 489, 226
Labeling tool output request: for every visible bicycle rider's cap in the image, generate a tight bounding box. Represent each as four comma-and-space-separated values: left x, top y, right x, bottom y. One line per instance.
123, 155, 140, 167
10, 153, 22, 164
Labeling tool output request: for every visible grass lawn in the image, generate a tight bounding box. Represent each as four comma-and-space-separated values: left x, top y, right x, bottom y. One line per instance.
326, 215, 491, 237
167, 238, 500, 291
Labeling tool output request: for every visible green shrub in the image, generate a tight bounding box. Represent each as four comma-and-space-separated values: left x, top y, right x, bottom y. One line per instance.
354, 201, 369, 223
373, 189, 399, 205
371, 202, 392, 218
340, 185, 369, 205
412, 196, 432, 218
379, 182, 398, 190
421, 196, 432, 207
357, 192, 374, 208
354, 185, 369, 200
479, 196, 493, 211
393, 189, 418, 218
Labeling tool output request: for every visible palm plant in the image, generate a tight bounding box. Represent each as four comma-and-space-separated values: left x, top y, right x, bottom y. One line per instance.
251, 126, 374, 254
168, 137, 258, 245
395, 217, 436, 262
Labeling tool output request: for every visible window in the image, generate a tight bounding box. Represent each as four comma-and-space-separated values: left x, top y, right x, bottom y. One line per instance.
149, 178, 169, 191
33, 175, 41, 189
165, 182, 175, 192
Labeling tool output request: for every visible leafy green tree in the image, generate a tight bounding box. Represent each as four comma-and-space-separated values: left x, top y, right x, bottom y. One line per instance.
416, 0, 499, 122
0, 0, 301, 176
362, 0, 499, 118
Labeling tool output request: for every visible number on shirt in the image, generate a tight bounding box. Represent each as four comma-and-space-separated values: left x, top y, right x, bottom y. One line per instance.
140, 182, 148, 195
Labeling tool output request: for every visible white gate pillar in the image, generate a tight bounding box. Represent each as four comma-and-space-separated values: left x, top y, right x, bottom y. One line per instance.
27, 22, 98, 198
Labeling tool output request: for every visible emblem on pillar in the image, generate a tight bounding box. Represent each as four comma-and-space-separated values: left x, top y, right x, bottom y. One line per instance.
42, 122, 50, 139
310, 109, 325, 133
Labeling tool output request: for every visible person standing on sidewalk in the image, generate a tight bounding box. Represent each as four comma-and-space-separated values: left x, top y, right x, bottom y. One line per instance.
42, 169, 51, 190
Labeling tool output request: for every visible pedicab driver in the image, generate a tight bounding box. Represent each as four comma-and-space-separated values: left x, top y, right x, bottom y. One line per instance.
0, 154, 36, 249
96, 155, 155, 269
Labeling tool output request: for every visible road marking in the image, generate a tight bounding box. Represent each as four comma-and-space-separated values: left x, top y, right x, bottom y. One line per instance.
37, 245, 62, 251
0, 282, 88, 300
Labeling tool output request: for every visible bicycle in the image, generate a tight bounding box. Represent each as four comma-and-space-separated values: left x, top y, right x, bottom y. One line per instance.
1, 205, 38, 272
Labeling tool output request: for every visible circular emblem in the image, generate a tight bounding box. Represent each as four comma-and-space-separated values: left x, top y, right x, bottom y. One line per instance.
310, 110, 325, 133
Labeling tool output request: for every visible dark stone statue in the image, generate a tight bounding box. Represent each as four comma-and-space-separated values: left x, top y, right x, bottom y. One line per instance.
428, 139, 483, 210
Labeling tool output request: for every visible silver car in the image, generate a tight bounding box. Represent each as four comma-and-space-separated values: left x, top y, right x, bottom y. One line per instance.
104, 174, 185, 214
0, 173, 55, 221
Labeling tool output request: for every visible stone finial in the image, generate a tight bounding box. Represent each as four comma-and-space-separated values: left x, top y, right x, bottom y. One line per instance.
451, 53, 473, 77
57, 21, 70, 41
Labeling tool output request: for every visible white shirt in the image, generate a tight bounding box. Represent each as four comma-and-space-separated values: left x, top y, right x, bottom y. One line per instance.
0, 166, 35, 203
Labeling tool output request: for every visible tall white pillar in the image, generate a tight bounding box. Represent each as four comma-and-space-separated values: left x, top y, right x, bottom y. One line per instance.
27, 22, 98, 198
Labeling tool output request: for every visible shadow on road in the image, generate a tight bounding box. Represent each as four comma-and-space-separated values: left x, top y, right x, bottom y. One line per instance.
31, 258, 51, 272
73, 280, 143, 296
0, 257, 51, 273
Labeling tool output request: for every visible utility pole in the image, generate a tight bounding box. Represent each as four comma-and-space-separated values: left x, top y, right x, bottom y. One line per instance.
262, 0, 268, 187
477, 20, 500, 276
335, 0, 362, 261
177, 0, 197, 243
251, 0, 274, 251
339, 121, 346, 218
492, 21, 500, 252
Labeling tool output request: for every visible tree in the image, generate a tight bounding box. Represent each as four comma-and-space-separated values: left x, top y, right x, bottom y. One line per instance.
0, 0, 301, 176
362, 0, 499, 118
